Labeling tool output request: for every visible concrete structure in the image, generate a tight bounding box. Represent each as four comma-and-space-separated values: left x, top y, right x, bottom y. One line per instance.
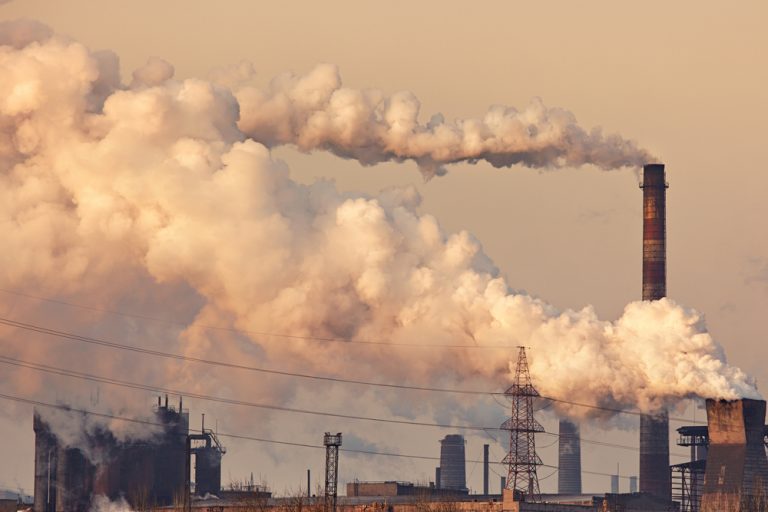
610, 475, 618, 495
629, 477, 638, 494
557, 421, 581, 495
639, 163, 671, 501
700, 398, 768, 511
440, 435, 467, 491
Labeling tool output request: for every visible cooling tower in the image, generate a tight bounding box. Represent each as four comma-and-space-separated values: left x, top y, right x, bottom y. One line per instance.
439, 434, 467, 491
557, 420, 582, 494
700, 399, 768, 511
639, 163, 671, 501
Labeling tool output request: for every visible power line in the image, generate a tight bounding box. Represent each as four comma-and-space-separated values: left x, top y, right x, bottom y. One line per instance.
0, 315, 706, 425
0, 353, 690, 458
0, 288, 511, 349
0, 391, 646, 481
0, 317, 498, 396
0, 354, 495, 432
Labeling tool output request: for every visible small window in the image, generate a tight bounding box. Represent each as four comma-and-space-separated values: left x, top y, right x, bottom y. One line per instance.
718, 465, 726, 485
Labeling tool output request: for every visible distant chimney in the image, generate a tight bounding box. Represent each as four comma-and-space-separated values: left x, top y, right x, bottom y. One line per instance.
558, 420, 582, 494
610, 474, 619, 494
639, 163, 670, 501
439, 434, 467, 491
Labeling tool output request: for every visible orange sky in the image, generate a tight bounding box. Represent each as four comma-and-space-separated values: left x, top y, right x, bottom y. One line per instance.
1, 0, 767, 497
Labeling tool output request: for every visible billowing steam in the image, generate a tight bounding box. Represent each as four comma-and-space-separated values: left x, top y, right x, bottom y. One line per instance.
0, 21, 757, 449
225, 64, 654, 178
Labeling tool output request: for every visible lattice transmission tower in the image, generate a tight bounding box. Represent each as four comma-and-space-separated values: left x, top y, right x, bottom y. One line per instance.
324, 432, 342, 512
501, 347, 543, 502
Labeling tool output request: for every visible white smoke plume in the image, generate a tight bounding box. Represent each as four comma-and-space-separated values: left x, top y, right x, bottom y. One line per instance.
224, 64, 655, 178
0, 21, 757, 449
90, 495, 134, 512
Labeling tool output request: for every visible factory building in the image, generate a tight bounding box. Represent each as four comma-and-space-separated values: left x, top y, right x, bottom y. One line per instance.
32, 396, 225, 511
189, 415, 226, 497
346, 481, 469, 498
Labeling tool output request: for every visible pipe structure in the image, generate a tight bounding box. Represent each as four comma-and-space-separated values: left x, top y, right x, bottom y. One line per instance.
639, 163, 671, 501
557, 420, 582, 494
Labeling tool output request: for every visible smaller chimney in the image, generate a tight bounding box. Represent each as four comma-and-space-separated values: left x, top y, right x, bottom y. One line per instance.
435, 467, 441, 489
629, 476, 638, 493
500, 476, 506, 492
483, 444, 489, 495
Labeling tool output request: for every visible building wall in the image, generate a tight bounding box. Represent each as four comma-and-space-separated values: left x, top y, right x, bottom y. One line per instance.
346, 482, 469, 498
0, 500, 18, 512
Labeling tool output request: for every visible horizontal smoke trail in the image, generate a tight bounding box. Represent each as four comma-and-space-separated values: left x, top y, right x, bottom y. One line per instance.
0, 20, 756, 450
226, 64, 654, 178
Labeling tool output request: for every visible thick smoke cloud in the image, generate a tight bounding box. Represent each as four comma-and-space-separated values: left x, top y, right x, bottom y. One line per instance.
225, 64, 655, 178
0, 22, 757, 449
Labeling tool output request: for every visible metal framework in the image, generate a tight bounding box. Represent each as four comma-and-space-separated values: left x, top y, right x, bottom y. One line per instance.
671, 460, 705, 512
501, 347, 543, 502
324, 432, 342, 512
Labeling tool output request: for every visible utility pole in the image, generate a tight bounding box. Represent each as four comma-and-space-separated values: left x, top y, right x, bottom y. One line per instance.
501, 347, 543, 502
184, 434, 192, 512
323, 432, 342, 512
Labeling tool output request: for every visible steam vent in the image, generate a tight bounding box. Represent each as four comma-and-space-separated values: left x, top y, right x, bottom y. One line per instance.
639, 163, 671, 501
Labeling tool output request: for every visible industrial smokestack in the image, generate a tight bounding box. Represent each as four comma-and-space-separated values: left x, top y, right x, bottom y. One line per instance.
639, 163, 671, 501
483, 444, 489, 495
701, 399, 768, 511
439, 434, 467, 491
557, 420, 582, 494
641, 163, 667, 301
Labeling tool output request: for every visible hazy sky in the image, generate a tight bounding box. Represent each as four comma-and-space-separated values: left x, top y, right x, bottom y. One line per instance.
1, 0, 767, 499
